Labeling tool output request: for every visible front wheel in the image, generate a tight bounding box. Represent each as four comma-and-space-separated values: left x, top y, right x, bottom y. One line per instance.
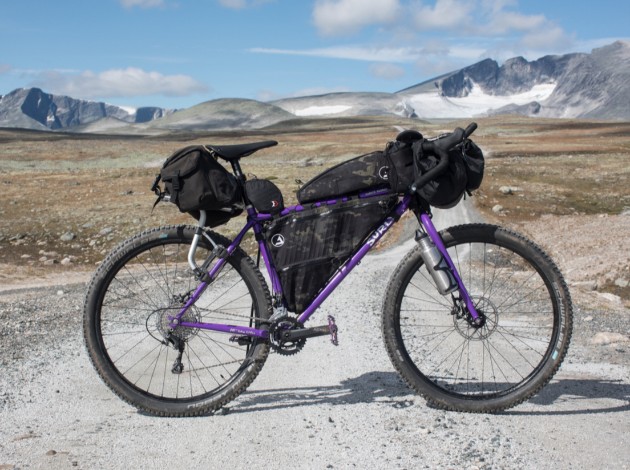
382, 224, 573, 412
83, 225, 271, 416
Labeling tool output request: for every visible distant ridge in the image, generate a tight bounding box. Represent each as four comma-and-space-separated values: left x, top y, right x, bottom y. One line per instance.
0, 88, 173, 131
143, 98, 295, 131
398, 41, 630, 120
1, 41, 629, 133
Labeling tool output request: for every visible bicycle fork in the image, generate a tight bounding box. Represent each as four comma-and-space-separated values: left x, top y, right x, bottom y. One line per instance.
417, 212, 482, 326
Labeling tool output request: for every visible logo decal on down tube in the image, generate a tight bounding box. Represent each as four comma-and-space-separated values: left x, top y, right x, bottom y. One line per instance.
271, 234, 285, 248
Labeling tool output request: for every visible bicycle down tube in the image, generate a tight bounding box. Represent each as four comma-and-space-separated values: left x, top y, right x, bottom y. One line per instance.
171, 194, 479, 337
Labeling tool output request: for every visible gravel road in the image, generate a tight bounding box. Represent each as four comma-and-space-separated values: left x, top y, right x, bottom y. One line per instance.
1, 202, 629, 469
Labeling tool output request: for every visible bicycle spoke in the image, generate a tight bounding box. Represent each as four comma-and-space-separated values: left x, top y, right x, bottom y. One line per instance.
386, 226, 570, 409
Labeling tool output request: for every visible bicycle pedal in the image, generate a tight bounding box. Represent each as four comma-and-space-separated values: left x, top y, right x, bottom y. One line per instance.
328, 315, 339, 346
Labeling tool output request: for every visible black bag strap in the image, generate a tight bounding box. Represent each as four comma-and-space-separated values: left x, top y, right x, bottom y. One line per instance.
382, 146, 399, 192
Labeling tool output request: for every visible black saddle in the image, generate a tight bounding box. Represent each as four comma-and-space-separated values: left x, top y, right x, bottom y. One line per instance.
207, 140, 278, 161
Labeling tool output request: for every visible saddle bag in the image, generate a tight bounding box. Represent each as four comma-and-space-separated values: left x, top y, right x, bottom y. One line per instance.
266, 195, 396, 313
155, 145, 243, 216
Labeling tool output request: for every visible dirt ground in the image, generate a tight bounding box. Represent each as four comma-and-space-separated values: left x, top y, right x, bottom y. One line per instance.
1, 117, 629, 469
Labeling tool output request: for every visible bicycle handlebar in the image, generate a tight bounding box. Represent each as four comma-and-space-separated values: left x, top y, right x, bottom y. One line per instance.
410, 122, 477, 194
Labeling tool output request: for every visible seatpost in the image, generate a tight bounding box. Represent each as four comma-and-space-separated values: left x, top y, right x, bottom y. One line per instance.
230, 160, 245, 181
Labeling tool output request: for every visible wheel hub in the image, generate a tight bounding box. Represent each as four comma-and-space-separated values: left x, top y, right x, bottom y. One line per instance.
151, 306, 201, 342
453, 296, 498, 340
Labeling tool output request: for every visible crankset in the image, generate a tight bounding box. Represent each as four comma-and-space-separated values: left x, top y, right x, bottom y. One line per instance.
269, 315, 306, 356
269, 315, 339, 356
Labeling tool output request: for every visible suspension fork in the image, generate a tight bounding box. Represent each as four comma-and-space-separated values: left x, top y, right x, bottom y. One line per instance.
418, 212, 481, 324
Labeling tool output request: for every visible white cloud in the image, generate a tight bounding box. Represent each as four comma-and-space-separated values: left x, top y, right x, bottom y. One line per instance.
490, 11, 546, 33
414, 0, 476, 30
251, 45, 422, 62
252, 1, 577, 73
217, 0, 275, 9
521, 25, 572, 50
119, 0, 165, 8
0, 64, 12, 75
369, 63, 405, 79
33, 67, 208, 99
313, 0, 401, 36
251, 43, 488, 64
218, 0, 246, 8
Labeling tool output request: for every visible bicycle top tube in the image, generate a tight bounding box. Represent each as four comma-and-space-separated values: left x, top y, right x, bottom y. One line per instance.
173, 191, 478, 336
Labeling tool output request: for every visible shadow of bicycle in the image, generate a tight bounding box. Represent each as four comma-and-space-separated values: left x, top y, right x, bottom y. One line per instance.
227, 372, 630, 416
227, 371, 415, 414
502, 378, 630, 416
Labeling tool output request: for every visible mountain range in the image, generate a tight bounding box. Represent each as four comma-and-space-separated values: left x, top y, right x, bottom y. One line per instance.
1, 41, 628, 133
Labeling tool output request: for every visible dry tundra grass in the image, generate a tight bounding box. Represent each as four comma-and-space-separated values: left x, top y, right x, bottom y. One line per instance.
0, 116, 628, 303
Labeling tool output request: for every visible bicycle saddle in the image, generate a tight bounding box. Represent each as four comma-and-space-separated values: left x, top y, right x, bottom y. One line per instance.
207, 140, 278, 161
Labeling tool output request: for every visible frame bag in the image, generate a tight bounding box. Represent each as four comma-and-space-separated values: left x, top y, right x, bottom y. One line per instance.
296, 130, 425, 204
296, 151, 392, 204
266, 196, 395, 313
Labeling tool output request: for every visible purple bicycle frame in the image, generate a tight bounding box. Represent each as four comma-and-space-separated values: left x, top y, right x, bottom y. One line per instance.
171, 194, 479, 338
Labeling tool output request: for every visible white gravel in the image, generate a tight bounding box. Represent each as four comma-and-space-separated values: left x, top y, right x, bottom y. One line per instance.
1, 202, 629, 469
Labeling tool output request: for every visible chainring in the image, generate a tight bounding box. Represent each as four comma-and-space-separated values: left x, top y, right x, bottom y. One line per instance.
268, 315, 306, 356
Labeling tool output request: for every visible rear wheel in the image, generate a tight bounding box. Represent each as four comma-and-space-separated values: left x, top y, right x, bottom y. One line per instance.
83, 225, 271, 416
382, 224, 572, 412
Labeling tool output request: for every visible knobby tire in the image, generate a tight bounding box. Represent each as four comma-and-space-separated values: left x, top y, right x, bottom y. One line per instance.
382, 223, 573, 413
83, 225, 271, 416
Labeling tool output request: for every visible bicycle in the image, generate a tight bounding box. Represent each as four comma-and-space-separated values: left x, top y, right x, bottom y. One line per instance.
83, 123, 573, 416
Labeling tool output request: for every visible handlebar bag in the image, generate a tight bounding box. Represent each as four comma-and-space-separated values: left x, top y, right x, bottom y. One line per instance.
159, 145, 242, 213
461, 139, 484, 192
413, 137, 484, 209
266, 195, 395, 313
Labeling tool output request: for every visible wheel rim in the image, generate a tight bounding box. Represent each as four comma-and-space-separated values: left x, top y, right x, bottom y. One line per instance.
95, 239, 262, 402
397, 240, 558, 400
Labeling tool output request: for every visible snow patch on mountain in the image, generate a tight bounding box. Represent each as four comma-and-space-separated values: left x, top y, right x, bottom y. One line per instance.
294, 105, 353, 116
405, 82, 556, 118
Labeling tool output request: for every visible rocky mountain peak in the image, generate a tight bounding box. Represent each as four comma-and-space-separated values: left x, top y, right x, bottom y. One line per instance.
0, 88, 172, 131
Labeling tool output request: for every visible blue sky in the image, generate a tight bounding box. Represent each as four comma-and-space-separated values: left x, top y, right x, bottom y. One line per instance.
1, 0, 628, 109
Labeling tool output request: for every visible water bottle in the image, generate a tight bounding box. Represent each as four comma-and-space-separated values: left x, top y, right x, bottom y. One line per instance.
416, 232, 458, 295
